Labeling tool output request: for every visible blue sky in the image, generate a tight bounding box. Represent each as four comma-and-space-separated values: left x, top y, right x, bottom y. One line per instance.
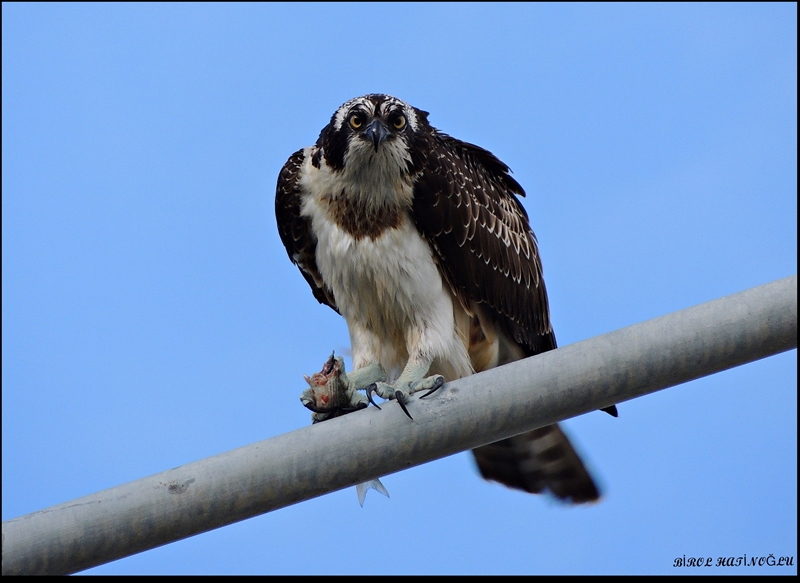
2, 3, 796, 575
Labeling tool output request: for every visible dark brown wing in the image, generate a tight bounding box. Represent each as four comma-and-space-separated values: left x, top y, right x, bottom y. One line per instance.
411, 132, 605, 504
411, 132, 555, 356
275, 149, 338, 313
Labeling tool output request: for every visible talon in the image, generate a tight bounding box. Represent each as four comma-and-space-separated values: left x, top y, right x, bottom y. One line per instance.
302, 401, 338, 414
321, 350, 336, 374
395, 390, 413, 420
601, 405, 619, 417
340, 402, 368, 413
419, 376, 445, 399
365, 383, 382, 410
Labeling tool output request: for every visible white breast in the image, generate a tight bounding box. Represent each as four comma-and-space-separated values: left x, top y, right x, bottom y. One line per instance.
299, 152, 472, 380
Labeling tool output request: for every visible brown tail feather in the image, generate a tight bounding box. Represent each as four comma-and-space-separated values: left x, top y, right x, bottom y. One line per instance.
471, 424, 601, 504
464, 309, 606, 504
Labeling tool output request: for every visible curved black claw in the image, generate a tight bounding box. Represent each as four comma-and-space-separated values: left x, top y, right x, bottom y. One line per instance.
340, 402, 369, 413
601, 404, 619, 417
365, 383, 382, 410
395, 390, 413, 420
302, 401, 339, 414
419, 376, 445, 399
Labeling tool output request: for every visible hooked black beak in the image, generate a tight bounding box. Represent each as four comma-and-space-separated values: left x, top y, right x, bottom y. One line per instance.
363, 119, 390, 152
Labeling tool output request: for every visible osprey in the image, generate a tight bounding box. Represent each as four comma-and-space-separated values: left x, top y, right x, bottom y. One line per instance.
276, 94, 614, 503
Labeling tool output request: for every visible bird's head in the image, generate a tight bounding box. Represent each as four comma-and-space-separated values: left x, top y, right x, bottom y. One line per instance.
316, 94, 430, 173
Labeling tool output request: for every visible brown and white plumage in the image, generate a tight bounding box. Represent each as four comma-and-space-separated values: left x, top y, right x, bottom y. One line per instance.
276, 94, 610, 504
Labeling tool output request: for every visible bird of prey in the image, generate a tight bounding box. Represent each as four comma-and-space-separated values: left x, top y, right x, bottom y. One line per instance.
276, 94, 615, 504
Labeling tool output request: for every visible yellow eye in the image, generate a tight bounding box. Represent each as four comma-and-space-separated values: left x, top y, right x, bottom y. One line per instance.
349, 114, 362, 129
393, 115, 406, 130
